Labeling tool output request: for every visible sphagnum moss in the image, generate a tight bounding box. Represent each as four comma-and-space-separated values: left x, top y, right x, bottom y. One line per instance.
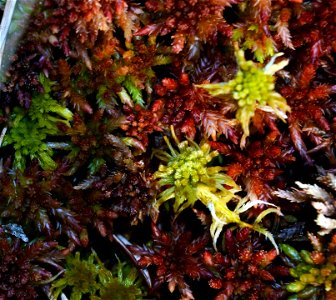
50, 251, 146, 300
281, 241, 336, 299
154, 127, 281, 251
1, 1, 335, 299
198, 48, 290, 147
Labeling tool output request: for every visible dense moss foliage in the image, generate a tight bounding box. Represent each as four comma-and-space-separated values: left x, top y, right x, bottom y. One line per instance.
0, 0, 335, 299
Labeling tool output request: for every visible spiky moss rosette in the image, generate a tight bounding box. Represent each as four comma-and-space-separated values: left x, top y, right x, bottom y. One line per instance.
197, 48, 290, 147
153, 127, 281, 251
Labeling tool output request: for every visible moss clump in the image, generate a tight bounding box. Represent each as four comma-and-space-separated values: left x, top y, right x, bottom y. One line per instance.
2, 74, 72, 170
154, 127, 233, 214
154, 127, 281, 251
198, 49, 290, 147
50, 251, 146, 300
281, 243, 336, 299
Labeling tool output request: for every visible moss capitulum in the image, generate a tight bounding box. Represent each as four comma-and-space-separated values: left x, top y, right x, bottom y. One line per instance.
231, 64, 275, 108
198, 49, 290, 147
161, 143, 217, 187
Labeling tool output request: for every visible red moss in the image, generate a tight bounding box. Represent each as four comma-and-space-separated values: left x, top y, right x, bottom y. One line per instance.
224, 133, 295, 202
0, 228, 63, 300
205, 228, 287, 300
130, 221, 212, 299
135, 0, 236, 54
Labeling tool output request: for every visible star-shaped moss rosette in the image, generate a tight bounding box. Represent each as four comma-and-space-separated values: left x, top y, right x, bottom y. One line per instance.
197, 49, 290, 147
153, 127, 281, 251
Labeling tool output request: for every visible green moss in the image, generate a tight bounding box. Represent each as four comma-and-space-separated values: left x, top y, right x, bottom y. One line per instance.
2, 74, 73, 170
29, 74, 73, 132
233, 25, 276, 63
50, 251, 146, 300
198, 49, 290, 147
92, 261, 145, 300
154, 127, 281, 251
2, 109, 55, 170
281, 243, 336, 297
154, 129, 233, 214
117, 75, 144, 107
50, 252, 102, 300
